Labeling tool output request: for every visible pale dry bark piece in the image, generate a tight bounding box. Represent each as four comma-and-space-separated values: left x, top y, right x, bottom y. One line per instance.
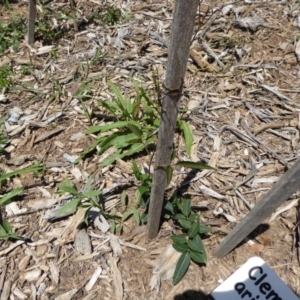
109, 234, 123, 256
199, 184, 227, 200
232, 14, 264, 31
54, 288, 78, 300
1, 280, 11, 300
74, 228, 92, 255
0, 240, 24, 256
268, 199, 299, 223
18, 255, 31, 272
34, 128, 64, 144
24, 269, 42, 282
48, 261, 59, 285
84, 267, 102, 292
60, 209, 86, 242
12, 287, 28, 299
149, 244, 181, 292
109, 256, 123, 300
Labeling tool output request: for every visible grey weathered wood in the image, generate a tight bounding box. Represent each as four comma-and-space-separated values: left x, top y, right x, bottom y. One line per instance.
28, 0, 36, 45
146, 0, 198, 239
214, 158, 300, 258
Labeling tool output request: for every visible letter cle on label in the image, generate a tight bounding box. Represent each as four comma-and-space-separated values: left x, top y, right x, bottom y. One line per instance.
211, 257, 299, 300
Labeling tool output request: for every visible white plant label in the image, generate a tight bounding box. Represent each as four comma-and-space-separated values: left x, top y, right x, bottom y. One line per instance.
211, 256, 299, 300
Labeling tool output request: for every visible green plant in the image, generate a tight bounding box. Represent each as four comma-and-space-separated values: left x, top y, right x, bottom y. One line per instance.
0, 65, 13, 88
0, 16, 27, 53
57, 175, 140, 234
80, 81, 161, 167
57, 176, 102, 221
0, 161, 45, 241
170, 197, 211, 285
102, 6, 122, 26
0, 116, 8, 152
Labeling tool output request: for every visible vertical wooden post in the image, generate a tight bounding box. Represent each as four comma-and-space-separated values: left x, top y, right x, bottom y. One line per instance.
146, 0, 198, 239
28, 0, 36, 45
214, 158, 300, 258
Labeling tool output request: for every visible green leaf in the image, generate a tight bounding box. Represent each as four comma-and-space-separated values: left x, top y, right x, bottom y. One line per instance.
57, 198, 80, 217
0, 187, 23, 207
121, 142, 145, 157
132, 160, 140, 179
111, 219, 116, 233
190, 249, 206, 264
109, 82, 129, 116
170, 234, 187, 244
173, 252, 190, 285
173, 242, 189, 253
58, 178, 78, 195
187, 218, 200, 239
182, 198, 191, 217
179, 219, 192, 229
116, 223, 123, 232
199, 224, 212, 234
188, 234, 205, 253
127, 122, 142, 138
0, 224, 8, 240
0, 163, 44, 182
121, 209, 133, 222
166, 166, 173, 186
121, 191, 127, 206
188, 214, 199, 222
86, 121, 128, 134
132, 207, 140, 225
58, 184, 78, 195
174, 213, 186, 221
2, 220, 12, 233
85, 175, 94, 192
179, 120, 193, 157
176, 161, 215, 170
164, 201, 174, 213
83, 190, 102, 198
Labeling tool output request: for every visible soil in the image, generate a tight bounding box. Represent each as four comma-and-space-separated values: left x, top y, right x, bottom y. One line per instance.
1, 0, 300, 299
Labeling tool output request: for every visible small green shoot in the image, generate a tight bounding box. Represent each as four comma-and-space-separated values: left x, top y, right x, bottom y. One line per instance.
171, 197, 211, 285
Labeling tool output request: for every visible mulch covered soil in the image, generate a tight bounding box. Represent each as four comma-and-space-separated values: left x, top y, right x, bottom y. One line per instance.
1, 0, 300, 299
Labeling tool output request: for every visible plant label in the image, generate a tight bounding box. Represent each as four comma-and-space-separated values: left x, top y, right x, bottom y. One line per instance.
211, 256, 299, 300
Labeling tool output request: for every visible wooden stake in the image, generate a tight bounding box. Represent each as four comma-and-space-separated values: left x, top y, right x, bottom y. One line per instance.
28, 0, 36, 45
214, 158, 300, 258
146, 0, 198, 239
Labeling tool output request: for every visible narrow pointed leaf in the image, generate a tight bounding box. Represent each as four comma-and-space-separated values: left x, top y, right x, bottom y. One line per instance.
188, 234, 205, 253
57, 198, 80, 217
179, 219, 192, 229
187, 218, 200, 239
132, 207, 140, 225
173, 252, 190, 285
170, 234, 186, 244
127, 123, 142, 138
180, 120, 193, 157
182, 198, 191, 217
190, 249, 206, 264
166, 166, 173, 186
176, 161, 215, 170
173, 243, 189, 253
199, 224, 212, 234
174, 214, 186, 221
188, 214, 199, 222
83, 190, 102, 198
0, 187, 23, 206
121, 209, 133, 222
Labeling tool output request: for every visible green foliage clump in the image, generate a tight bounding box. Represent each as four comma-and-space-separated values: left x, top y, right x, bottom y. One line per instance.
0, 16, 27, 53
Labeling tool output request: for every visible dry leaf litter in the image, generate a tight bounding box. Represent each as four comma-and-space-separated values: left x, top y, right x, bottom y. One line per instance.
1, 0, 300, 299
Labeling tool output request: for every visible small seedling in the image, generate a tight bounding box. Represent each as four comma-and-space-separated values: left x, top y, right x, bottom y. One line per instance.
0, 160, 45, 241
171, 197, 211, 285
